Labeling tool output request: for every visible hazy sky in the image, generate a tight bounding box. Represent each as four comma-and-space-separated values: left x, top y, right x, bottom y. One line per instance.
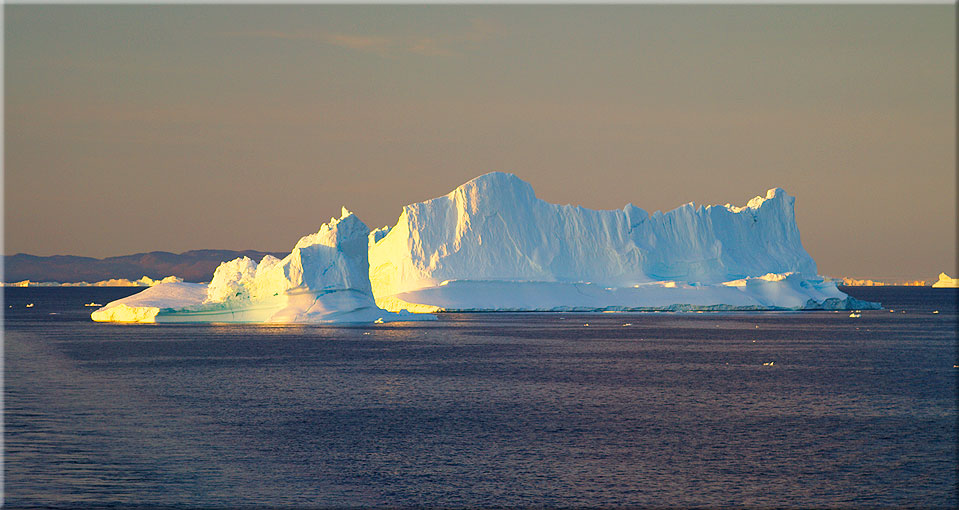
4, 5, 955, 279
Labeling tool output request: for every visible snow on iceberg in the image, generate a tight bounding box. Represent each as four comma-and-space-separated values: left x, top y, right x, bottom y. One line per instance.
368, 172, 878, 312
92, 208, 433, 323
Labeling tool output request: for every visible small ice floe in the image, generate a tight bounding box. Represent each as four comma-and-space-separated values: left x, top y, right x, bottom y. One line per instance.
374, 318, 384, 324
848, 312, 861, 318
84, 302, 103, 307
762, 361, 775, 366
25, 303, 34, 308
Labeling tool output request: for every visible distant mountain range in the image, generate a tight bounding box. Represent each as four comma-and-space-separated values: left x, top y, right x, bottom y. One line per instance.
4, 250, 287, 283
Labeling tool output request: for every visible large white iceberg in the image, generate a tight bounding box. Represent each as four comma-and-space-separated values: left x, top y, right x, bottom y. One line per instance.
368, 172, 877, 312
93, 172, 878, 323
92, 208, 432, 323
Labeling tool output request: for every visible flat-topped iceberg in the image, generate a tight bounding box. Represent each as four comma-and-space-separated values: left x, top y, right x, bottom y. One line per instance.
369, 172, 877, 312
92, 209, 433, 323
90, 281, 208, 322
93, 172, 878, 323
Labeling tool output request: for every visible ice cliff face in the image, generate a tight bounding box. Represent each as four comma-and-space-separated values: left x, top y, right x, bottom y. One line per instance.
369, 172, 818, 299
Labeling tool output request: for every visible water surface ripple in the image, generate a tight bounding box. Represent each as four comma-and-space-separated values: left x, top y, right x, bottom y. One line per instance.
4, 287, 957, 508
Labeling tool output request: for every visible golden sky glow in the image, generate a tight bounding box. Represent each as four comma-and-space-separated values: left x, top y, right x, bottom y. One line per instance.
4, 5, 955, 279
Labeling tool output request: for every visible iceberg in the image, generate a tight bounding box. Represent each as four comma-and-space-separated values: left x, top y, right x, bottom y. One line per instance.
2, 275, 183, 287
932, 272, 959, 288
93, 172, 879, 323
92, 209, 433, 323
368, 172, 877, 312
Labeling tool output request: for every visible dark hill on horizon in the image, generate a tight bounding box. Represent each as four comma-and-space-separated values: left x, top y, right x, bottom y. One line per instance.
4, 250, 288, 283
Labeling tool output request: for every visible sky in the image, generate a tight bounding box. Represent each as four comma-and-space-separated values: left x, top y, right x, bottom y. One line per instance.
4, 4, 955, 280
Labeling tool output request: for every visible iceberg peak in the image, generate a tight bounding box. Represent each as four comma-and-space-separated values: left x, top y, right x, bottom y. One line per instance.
295, 207, 367, 251
455, 171, 535, 195
724, 187, 791, 213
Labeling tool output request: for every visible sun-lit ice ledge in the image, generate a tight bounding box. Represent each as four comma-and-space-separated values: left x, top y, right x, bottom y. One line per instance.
93, 172, 879, 323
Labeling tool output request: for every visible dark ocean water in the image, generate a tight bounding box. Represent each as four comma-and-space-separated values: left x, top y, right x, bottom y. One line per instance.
4, 286, 957, 508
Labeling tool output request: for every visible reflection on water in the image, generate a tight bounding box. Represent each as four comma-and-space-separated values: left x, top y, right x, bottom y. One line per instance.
4, 287, 957, 508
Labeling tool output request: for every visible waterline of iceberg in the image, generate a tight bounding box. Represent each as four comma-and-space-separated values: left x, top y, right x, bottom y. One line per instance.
377, 275, 878, 313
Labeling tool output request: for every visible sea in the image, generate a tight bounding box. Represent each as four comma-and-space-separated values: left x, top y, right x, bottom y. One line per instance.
4, 286, 957, 508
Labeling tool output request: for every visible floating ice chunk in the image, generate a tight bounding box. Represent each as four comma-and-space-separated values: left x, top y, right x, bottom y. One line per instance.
932, 273, 959, 288
91, 281, 208, 323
